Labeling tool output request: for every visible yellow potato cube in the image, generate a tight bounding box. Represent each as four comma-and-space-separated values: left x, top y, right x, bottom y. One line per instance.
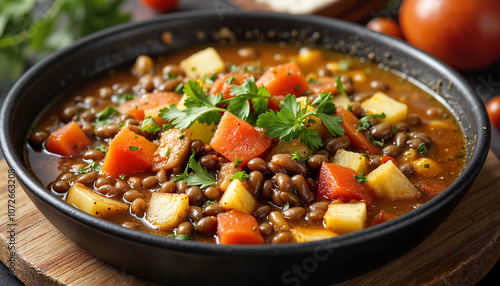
219, 179, 257, 214
366, 161, 420, 200
413, 158, 443, 178
296, 97, 325, 137
331, 149, 369, 175
180, 47, 225, 79
324, 202, 367, 234
265, 139, 313, 161
361, 92, 408, 124
333, 94, 351, 109
66, 183, 128, 218
297, 47, 323, 64
291, 227, 338, 242
146, 193, 189, 230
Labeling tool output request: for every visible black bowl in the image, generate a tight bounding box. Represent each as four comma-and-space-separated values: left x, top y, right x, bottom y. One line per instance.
0, 11, 491, 286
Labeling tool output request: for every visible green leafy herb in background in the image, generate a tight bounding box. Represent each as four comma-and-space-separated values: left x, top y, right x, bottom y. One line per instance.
0, 0, 130, 80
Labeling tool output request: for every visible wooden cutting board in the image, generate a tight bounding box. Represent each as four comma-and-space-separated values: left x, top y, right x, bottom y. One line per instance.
0, 152, 499, 285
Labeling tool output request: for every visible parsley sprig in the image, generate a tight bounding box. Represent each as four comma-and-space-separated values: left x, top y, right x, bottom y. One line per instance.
257, 93, 344, 150
160, 77, 270, 129
358, 113, 387, 131
173, 151, 216, 188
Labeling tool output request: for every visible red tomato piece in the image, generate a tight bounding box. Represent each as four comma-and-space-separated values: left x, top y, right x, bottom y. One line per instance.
317, 162, 374, 207
210, 112, 272, 168
45, 121, 91, 156
371, 210, 398, 226
334, 106, 381, 155
256, 62, 310, 110
101, 127, 157, 178
217, 210, 264, 245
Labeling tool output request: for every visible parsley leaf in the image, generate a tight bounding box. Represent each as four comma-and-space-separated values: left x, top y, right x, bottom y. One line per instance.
353, 172, 367, 184
358, 113, 387, 131
159, 81, 226, 129
95, 106, 120, 126
77, 161, 101, 174
228, 76, 270, 123
230, 171, 249, 181
336, 74, 349, 97
141, 116, 161, 134
256, 93, 344, 150
291, 151, 311, 162
417, 143, 428, 154
173, 150, 216, 188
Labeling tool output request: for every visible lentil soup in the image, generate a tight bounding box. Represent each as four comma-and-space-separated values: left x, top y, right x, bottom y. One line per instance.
26, 43, 465, 244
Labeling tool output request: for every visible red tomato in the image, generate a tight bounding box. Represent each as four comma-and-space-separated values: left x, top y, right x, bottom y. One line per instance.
140, 0, 179, 13
399, 0, 500, 71
366, 17, 403, 39
486, 96, 500, 128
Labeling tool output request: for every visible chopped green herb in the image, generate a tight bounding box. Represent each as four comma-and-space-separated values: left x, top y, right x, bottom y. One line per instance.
177, 134, 185, 139
353, 172, 367, 184
291, 151, 311, 162
339, 60, 349, 71
424, 163, 430, 169
141, 116, 161, 134
95, 106, 121, 126
95, 144, 108, 153
225, 76, 236, 84
230, 171, 250, 181
294, 84, 301, 90
358, 113, 387, 131
116, 92, 136, 105
173, 82, 184, 94
165, 149, 171, 157
366, 134, 385, 147
283, 201, 290, 210
417, 143, 428, 154
257, 93, 344, 150
128, 146, 141, 151
173, 150, 216, 188
234, 158, 243, 168
77, 161, 101, 174
336, 74, 349, 97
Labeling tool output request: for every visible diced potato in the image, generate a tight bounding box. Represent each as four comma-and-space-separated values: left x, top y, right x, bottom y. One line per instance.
189, 121, 217, 145
152, 128, 191, 172
331, 149, 369, 175
219, 179, 257, 214
366, 161, 420, 200
146, 193, 189, 230
333, 93, 351, 109
176, 94, 188, 110
217, 162, 243, 191
413, 158, 443, 178
347, 70, 366, 83
265, 139, 313, 161
324, 202, 367, 234
361, 92, 407, 124
297, 47, 323, 64
180, 47, 225, 79
297, 97, 325, 137
66, 183, 128, 218
291, 227, 338, 242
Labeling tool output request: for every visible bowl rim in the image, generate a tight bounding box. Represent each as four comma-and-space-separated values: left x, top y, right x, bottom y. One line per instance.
0, 10, 491, 257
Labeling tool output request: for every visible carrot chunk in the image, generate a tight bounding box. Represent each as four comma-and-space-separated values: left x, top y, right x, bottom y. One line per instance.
317, 162, 374, 207
371, 210, 398, 226
217, 210, 264, 245
256, 62, 309, 110
209, 73, 249, 100
118, 92, 182, 122
335, 106, 381, 155
101, 127, 157, 178
46, 121, 91, 156
210, 112, 272, 168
